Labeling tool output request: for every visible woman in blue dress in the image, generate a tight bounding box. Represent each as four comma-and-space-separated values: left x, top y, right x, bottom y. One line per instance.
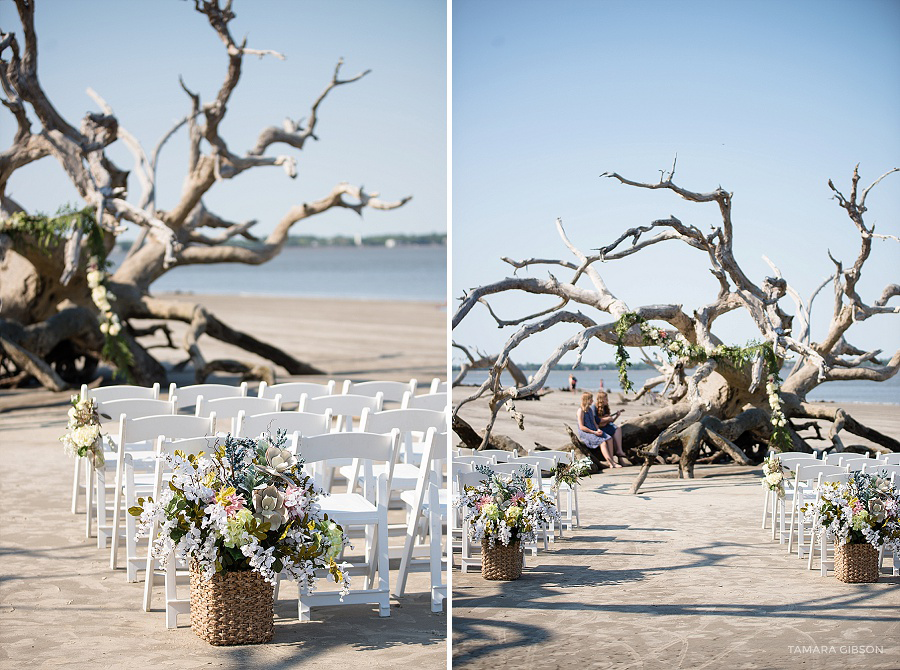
594, 390, 628, 467
576, 392, 616, 468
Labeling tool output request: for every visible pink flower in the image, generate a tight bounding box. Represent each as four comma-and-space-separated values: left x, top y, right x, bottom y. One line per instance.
658, 330, 667, 339
475, 495, 493, 511
223, 492, 245, 516
510, 492, 525, 505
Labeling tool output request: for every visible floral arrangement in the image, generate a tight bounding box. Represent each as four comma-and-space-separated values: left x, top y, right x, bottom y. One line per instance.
803, 471, 900, 550
60, 394, 105, 467
129, 430, 350, 594
760, 453, 793, 498
547, 457, 593, 490
455, 464, 560, 548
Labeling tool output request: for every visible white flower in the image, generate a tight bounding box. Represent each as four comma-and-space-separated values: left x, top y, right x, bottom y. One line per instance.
99, 322, 109, 334
108, 322, 121, 336
86, 270, 103, 289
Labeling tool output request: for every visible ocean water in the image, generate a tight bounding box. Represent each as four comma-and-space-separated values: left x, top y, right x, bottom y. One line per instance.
109, 245, 447, 303
458, 367, 900, 406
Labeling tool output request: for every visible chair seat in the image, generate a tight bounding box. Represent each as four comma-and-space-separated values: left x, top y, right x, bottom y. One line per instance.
400, 488, 447, 511
319, 493, 379, 525
337, 463, 422, 490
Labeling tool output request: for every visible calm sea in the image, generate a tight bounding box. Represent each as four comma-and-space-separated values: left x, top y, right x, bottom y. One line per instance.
458, 368, 900, 406
109, 245, 446, 302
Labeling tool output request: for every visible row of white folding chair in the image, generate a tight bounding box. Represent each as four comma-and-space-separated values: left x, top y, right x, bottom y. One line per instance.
88, 397, 177, 545
72, 384, 162, 516
822, 452, 873, 466
395, 429, 448, 611
167, 382, 248, 412
786, 463, 851, 556
194, 394, 281, 433
761, 452, 820, 535
300, 392, 384, 432
340, 407, 446, 495
402, 391, 447, 412
110, 413, 217, 581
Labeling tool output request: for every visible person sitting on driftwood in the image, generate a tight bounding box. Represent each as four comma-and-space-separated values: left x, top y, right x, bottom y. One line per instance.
595, 389, 629, 467
576, 392, 618, 468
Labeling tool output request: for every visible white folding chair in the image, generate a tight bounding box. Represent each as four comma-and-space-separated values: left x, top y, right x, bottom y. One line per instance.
474, 449, 517, 463
300, 393, 384, 432
455, 454, 496, 469
395, 429, 446, 598
786, 463, 846, 556
806, 472, 853, 576
237, 409, 332, 440
169, 382, 248, 412
111, 413, 215, 581
257, 380, 335, 406
90, 398, 175, 545
426, 481, 447, 612
72, 383, 160, 516
764, 454, 819, 535
428, 378, 448, 394
519, 451, 578, 530
879, 453, 900, 465
141, 435, 217, 627
456, 470, 490, 574
342, 379, 417, 405
401, 391, 447, 412
195, 395, 281, 434
293, 430, 400, 621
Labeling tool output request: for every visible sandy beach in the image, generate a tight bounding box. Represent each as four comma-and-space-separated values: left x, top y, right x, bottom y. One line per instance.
0, 294, 447, 669
452, 386, 900, 669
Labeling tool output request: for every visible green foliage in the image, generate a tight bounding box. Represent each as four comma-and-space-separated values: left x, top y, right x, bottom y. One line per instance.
5, 204, 107, 265
613, 311, 792, 451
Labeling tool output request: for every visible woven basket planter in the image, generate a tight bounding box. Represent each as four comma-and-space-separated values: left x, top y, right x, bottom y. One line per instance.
481, 539, 523, 581
834, 542, 879, 583
190, 565, 275, 645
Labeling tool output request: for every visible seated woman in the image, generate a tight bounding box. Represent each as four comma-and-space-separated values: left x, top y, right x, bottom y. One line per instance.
594, 390, 629, 467
576, 391, 616, 468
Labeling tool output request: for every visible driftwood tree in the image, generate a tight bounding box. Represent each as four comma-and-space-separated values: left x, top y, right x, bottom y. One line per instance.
0, 0, 409, 390
453, 165, 899, 493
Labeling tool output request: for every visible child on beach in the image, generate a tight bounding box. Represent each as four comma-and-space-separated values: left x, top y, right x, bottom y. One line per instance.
576, 391, 618, 468
594, 389, 629, 467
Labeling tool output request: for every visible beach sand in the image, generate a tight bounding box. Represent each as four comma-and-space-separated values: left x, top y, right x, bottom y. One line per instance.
0, 294, 447, 669
452, 386, 900, 669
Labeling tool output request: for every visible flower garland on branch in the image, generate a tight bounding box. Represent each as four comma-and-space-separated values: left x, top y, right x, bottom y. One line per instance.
614, 312, 792, 451
4, 205, 134, 380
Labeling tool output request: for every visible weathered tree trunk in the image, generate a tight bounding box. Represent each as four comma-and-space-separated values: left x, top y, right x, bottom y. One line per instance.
0, 0, 411, 388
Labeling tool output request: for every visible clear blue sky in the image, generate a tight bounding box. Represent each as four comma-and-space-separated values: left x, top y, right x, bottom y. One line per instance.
1, 0, 446, 239
452, 0, 900, 366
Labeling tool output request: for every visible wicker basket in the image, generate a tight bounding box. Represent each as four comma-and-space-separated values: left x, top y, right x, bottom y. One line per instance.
481, 539, 523, 581
834, 542, 879, 583
190, 565, 275, 645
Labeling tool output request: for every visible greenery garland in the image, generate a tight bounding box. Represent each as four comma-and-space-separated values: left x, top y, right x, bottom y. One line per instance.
4, 205, 134, 381
614, 312, 792, 451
